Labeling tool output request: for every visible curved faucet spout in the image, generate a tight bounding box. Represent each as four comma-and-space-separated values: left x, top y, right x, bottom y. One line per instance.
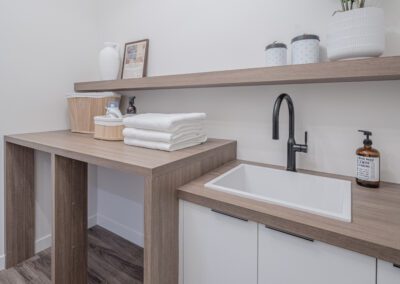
272, 93, 307, 172
272, 93, 295, 140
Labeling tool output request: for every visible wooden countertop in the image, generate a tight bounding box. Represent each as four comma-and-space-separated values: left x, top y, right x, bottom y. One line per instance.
4, 131, 236, 177
178, 160, 400, 265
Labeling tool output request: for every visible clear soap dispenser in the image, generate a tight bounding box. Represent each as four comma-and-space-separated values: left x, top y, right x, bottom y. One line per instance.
356, 130, 380, 188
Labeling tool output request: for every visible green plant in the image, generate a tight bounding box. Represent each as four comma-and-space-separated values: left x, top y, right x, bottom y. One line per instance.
339, 0, 366, 11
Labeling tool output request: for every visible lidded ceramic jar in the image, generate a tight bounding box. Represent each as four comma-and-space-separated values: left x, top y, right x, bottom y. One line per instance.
291, 34, 320, 65
265, 42, 287, 67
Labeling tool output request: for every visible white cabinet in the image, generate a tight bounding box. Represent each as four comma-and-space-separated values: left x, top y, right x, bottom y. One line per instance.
180, 201, 257, 284
378, 260, 400, 284
180, 201, 378, 284
258, 225, 376, 284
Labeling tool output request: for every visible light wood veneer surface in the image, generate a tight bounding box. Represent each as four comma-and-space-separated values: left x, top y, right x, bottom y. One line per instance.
178, 160, 400, 265
75, 56, 400, 92
4, 130, 237, 284
5, 130, 235, 177
5, 143, 35, 268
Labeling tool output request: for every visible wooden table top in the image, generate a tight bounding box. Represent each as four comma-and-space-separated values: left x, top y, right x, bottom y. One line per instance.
178, 160, 400, 265
5, 130, 236, 177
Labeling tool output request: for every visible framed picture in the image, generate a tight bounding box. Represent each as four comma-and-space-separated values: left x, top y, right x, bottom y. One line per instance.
121, 39, 149, 79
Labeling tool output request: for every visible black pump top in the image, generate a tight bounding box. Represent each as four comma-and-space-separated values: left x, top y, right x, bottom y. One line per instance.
359, 130, 373, 146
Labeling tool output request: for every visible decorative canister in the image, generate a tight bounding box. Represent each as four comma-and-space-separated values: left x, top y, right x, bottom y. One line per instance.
265, 42, 287, 67
327, 7, 385, 61
99, 42, 120, 80
291, 34, 320, 65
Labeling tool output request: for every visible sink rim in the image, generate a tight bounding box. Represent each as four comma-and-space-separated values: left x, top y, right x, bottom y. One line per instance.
205, 164, 352, 223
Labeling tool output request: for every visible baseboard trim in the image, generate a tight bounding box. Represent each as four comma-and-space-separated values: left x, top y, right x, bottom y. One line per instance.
35, 234, 52, 254
0, 233, 53, 271
88, 214, 97, 229
34, 214, 97, 254
97, 214, 144, 247
0, 214, 98, 271
0, 255, 4, 271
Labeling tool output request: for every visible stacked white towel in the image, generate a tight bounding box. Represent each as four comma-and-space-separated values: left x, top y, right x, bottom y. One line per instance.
123, 113, 207, 151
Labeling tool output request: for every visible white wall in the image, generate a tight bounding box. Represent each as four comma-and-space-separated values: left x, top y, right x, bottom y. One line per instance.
94, 0, 400, 182
0, 0, 99, 266
96, 167, 144, 247
1, 0, 399, 259
92, 0, 400, 245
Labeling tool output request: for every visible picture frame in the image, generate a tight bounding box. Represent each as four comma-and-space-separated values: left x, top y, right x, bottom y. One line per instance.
121, 39, 149, 79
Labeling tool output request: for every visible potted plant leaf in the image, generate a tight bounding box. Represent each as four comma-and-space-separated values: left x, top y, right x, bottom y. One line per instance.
327, 0, 385, 61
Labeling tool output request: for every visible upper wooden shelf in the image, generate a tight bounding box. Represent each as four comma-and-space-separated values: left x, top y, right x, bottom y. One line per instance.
74, 56, 400, 92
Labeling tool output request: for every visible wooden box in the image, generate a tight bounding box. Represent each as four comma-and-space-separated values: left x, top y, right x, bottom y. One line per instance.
67, 93, 121, 134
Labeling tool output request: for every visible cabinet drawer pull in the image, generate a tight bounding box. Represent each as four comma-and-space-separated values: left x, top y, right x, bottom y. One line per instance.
265, 225, 314, 242
394, 264, 400, 269
211, 209, 248, 222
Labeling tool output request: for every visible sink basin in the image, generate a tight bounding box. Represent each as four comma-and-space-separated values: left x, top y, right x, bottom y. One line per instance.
205, 164, 352, 222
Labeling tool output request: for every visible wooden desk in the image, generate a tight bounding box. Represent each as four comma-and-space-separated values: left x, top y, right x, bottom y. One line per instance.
4, 131, 236, 284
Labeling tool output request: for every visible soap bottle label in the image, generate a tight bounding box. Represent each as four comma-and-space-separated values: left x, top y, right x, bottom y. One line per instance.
357, 156, 380, 182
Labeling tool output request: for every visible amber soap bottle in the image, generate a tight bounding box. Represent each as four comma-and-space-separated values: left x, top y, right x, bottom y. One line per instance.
356, 130, 380, 188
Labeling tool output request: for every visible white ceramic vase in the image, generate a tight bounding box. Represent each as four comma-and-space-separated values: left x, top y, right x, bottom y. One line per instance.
327, 7, 385, 61
99, 42, 120, 80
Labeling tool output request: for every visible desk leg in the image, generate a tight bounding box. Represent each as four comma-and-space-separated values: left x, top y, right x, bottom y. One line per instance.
144, 143, 236, 284
5, 142, 35, 268
144, 174, 179, 284
52, 155, 88, 284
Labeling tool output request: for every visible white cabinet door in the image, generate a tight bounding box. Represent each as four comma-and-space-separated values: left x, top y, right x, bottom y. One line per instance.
181, 201, 257, 284
378, 260, 400, 284
258, 225, 376, 284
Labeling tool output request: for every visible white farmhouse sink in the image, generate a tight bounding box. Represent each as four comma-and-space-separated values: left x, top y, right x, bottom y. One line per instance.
205, 164, 352, 222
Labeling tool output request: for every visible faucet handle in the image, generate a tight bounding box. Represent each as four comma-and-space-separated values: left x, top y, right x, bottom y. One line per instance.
305, 131, 308, 146
293, 131, 308, 153
295, 131, 308, 153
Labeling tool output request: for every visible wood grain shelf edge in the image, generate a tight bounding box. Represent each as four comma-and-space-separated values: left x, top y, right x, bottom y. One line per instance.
74, 56, 400, 92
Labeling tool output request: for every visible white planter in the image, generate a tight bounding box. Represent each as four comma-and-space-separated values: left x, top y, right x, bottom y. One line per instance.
327, 7, 385, 61
99, 42, 120, 80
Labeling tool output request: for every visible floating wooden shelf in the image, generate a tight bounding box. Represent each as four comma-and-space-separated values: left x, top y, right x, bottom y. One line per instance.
75, 56, 400, 92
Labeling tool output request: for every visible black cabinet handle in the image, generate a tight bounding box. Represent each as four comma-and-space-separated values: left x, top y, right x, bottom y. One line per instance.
394, 264, 400, 269
211, 209, 248, 222
265, 225, 314, 242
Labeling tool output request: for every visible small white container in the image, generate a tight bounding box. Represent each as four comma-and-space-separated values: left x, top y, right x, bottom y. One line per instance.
265, 42, 287, 67
99, 42, 120, 80
291, 34, 320, 65
327, 7, 385, 61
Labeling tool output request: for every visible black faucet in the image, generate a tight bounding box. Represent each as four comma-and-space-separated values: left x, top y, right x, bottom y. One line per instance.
272, 93, 308, 172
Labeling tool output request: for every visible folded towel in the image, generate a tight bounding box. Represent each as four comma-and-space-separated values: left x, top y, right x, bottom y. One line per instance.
124, 135, 207, 152
123, 113, 206, 132
123, 127, 206, 144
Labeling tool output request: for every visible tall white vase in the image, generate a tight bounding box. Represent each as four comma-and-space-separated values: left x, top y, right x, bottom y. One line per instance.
327, 7, 385, 61
99, 42, 120, 80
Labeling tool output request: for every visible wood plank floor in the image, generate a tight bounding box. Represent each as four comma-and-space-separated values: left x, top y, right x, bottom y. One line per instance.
0, 226, 144, 283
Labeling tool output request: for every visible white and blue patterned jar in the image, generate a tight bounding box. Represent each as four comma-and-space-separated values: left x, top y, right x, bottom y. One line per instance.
291, 34, 320, 65
265, 42, 287, 67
